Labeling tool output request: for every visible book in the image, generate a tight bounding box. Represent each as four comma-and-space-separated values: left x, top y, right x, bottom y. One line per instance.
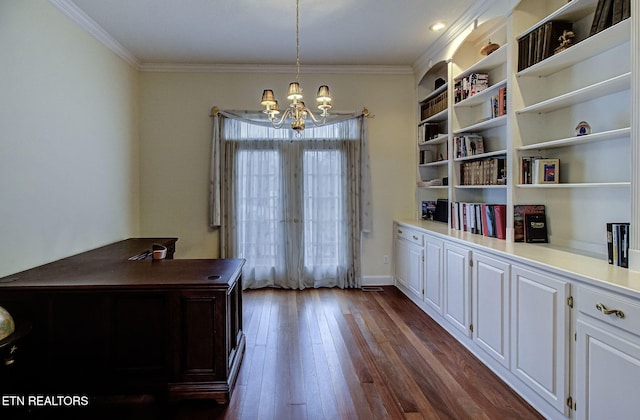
514, 205, 546, 242
590, 0, 614, 36
532, 158, 559, 184
524, 213, 548, 243
421, 201, 436, 220
494, 205, 507, 240
607, 222, 630, 267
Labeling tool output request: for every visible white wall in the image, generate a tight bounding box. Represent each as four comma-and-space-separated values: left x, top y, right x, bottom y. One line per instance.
0, 0, 140, 277
138, 70, 416, 279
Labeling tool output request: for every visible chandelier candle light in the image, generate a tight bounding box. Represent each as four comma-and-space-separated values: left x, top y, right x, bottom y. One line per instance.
260, 0, 332, 132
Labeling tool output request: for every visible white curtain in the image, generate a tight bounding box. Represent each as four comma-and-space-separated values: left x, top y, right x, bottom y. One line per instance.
209, 111, 371, 289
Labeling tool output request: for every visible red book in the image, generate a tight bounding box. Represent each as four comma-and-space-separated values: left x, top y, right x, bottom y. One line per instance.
494, 205, 507, 240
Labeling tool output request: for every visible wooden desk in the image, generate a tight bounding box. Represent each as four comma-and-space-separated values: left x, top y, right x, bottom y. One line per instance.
0, 238, 245, 404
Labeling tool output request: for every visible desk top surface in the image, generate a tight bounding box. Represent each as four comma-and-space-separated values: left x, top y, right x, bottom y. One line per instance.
0, 238, 245, 290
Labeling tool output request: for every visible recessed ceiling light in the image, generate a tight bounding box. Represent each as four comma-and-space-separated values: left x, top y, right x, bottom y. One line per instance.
430, 22, 446, 31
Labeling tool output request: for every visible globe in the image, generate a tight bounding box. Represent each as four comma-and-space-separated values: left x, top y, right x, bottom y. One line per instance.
0, 305, 15, 341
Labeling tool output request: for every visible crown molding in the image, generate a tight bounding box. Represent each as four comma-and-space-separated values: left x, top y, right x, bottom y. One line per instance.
49, 0, 141, 69
139, 63, 414, 75
412, 0, 496, 77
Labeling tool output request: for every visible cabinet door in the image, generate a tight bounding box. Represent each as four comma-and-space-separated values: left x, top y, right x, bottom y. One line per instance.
395, 238, 423, 298
444, 242, 471, 337
511, 265, 570, 416
575, 319, 640, 420
472, 252, 510, 369
423, 235, 443, 314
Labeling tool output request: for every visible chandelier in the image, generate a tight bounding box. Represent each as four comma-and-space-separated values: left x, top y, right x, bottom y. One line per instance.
259, 0, 332, 132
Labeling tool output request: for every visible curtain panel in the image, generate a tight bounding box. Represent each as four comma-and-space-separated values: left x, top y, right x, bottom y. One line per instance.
208, 110, 371, 289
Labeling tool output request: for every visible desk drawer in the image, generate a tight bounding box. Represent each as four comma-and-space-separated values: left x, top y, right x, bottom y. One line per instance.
395, 225, 423, 246
577, 286, 640, 337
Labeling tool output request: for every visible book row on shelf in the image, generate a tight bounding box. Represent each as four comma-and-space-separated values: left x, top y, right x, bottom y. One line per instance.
451, 202, 507, 240
420, 90, 448, 120
607, 222, 630, 268
517, 20, 573, 71
418, 123, 444, 144
590, 0, 630, 37
520, 157, 560, 184
454, 134, 484, 158
459, 157, 506, 186
454, 73, 488, 103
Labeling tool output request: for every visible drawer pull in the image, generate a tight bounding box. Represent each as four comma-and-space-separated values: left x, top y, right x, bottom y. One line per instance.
397, 229, 403, 234
413, 235, 419, 240
596, 303, 625, 319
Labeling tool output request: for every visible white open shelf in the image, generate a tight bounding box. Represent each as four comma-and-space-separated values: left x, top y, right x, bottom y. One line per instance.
518, 127, 631, 150
454, 79, 507, 108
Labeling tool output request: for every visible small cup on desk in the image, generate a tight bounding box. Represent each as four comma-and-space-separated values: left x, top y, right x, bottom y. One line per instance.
152, 244, 167, 260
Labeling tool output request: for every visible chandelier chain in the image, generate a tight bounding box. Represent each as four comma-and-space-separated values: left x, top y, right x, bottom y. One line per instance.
295, 0, 300, 83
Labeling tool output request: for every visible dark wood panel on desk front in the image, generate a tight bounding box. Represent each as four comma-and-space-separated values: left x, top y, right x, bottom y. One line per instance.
0, 238, 245, 405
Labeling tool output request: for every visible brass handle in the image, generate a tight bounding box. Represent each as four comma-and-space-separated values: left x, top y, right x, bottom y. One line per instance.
596, 303, 625, 319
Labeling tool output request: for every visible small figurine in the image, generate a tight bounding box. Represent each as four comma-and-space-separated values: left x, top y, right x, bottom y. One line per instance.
554, 30, 575, 54
575, 121, 591, 136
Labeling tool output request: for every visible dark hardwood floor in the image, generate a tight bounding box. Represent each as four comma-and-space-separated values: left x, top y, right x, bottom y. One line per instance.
6, 286, 543, 419
176, 286, 544, 420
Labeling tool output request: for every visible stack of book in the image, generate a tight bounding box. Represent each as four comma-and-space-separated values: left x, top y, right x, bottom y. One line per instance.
460, 157, 506, 186
607, 222, 630, 268
451, 202, 507, 240
520, 157, 559, 184
420, 90, 448, 120
454, 73, 488, 103
518, 21, 573, 71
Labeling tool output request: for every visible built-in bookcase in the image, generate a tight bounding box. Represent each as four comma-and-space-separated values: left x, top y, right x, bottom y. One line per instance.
414, 0, 633, 260
512, 0, 631, 257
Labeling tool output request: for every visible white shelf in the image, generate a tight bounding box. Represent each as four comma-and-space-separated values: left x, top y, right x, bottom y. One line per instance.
455, 184, 507, 189
454, 115, 507, 134
420, 160, 448, 168
516, 73, 631, 115
419, 133, 448, 147
419, 108, 447, 124
417, 185, 448, 190
454, 45, 508, 80
516, 182, 630, 189
454, 79, 507, 108
419, 82, 448, 103
518, 128, 631, 151
518, 19, 631, 78
517, 0, 599, 40
455, 149, 507, 162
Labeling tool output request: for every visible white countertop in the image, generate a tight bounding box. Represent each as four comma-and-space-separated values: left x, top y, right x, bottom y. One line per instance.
395, 219, 640, 299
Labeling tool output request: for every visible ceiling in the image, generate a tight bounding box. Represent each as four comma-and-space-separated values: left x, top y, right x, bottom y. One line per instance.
63, 0, 476, 67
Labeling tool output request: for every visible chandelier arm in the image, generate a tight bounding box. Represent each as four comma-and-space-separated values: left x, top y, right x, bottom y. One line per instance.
269, 108, 294, 128
305, 108, 328, 126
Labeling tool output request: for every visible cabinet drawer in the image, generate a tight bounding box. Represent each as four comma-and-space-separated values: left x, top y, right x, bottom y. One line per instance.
578, 286, 640, 337
395, 225, 423, 246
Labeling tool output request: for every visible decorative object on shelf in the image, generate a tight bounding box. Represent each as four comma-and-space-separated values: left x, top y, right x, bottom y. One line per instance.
554, 29, 575, 54
434, 77, 446, 90
575, 121, 592, 136
480, 40, 500, 56
0, 305, 15, 341
259, 0, 331, 133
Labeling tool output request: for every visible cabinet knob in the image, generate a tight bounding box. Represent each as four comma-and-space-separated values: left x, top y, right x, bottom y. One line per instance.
397, 229, 403, 234
596, 303, 625, 319
413, 235, 419, 240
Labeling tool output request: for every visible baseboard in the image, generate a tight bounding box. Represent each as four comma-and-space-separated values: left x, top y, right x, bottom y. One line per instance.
361, 275, 394, 286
